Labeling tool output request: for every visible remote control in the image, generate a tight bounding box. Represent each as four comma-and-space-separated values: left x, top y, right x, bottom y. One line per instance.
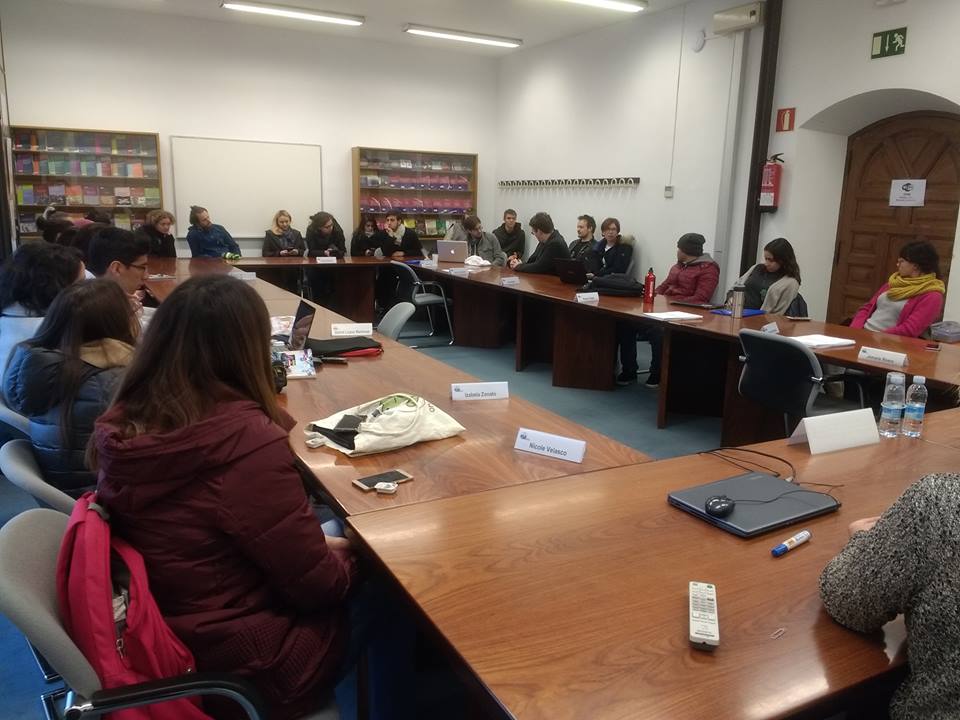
689, 581, 719, 650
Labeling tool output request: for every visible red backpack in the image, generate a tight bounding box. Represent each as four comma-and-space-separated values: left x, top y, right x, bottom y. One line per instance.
56, 492, 210, 719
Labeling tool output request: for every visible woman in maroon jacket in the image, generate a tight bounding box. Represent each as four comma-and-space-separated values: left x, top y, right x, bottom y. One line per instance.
90, 275, 358, 719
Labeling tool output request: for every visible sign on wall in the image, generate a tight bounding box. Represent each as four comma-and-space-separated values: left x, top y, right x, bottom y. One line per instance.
889, 179, 926, 207
775, 108, 796, 133
871, 27, 907, 59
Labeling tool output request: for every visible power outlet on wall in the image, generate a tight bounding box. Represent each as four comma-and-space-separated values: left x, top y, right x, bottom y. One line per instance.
664, 185, 675, 198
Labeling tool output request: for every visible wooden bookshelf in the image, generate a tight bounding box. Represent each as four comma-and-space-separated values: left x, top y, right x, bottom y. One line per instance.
352, 146, 477, 241
11, 126, 163, 238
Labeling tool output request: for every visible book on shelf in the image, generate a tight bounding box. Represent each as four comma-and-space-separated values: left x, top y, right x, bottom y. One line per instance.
130, 186, 146, 206
114, 186, 132, 206
144, 187, 160, 207
424, 218, 438, 236
16, 184, 34, 205
18, 213, 37, 234
127, 161, 144, 178
98, 157, 112, 176
114, 213, 132, 230
112, 161, 127, 177
403, 218, 416, 230
66, 185, 83, 205
100, 186, 115, 206
436, 218, 447, 236
48, 184, 66, 204
143, 161, 158, 178
83, 185, 99, 205
34, 184, 49, 205
415, 219, 427, 235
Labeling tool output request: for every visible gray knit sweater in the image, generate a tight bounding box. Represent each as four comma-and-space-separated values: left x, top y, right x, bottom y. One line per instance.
819, 473, 960, 720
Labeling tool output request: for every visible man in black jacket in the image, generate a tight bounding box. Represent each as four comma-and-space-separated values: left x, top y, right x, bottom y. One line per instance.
380, 211, 423, 259
508, 212, 569, 274
493, 209, 526, 260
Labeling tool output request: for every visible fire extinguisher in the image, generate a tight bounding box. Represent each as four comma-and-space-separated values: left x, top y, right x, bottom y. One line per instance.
759, 153, 784, 212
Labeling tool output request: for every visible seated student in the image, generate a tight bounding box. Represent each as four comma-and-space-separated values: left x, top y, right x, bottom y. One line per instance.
462, 215, 507, 266
135, 209, 177, 258
0, 243, 86, 370
850, 240, 944, 338
616, 232, 720, 388
186, 205, 241, 258
592, 217, 633, 277
262, 209, 306, 257
87, 227, 154, 317
91, 275, 409, 720
728, 237, 801, 314
3, 280, 138, 497
380, 211, 423, 259
350, 214, 381, 257
507, 212, 568, 274
568, 215, 599, 270
819, 472, 960, 720
305, 212, 346, 259
493, 208, 526, 260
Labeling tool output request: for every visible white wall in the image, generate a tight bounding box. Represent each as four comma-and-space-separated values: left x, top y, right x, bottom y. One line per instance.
496, 0, 759, 287
0, 0, 499, 252
761, 0, 960, 319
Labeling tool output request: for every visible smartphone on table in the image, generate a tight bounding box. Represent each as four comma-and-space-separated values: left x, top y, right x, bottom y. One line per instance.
352, 469, 413, 491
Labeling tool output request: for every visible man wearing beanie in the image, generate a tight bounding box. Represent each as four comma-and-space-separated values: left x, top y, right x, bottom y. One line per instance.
616, 233, 720, 387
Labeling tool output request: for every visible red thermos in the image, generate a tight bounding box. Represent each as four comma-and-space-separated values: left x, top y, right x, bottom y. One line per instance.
644, 267, 656, 301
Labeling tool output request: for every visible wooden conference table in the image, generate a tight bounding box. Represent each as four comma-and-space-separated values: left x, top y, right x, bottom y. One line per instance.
145, 258, 647, 516
350, 413, 960, 720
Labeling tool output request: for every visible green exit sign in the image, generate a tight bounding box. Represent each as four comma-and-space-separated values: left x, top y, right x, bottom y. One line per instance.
872, 27, 907, 59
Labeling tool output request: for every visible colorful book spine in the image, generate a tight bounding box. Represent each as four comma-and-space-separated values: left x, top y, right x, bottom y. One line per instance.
66, 185, 83, 205
83, 185, 99, 205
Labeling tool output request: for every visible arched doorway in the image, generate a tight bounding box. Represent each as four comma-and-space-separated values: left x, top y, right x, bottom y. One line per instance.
826, 110, 960, 323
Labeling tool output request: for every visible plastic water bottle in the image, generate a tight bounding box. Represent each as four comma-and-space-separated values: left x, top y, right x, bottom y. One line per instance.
902, 375, 928, 438
878, 372, 906, 438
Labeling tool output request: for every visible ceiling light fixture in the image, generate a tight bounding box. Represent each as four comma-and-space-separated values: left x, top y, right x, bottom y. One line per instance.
221, 2, 364, 27
558, 0, 648, 12
403, 24, 522, 49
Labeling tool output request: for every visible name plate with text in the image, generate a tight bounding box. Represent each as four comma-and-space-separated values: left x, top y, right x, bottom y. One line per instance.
446, 268, 471, 277
788, 408, 879, 455
575, 291, 600, 304
331, 322, 373, 337
314, 256, 338, 264
514, 427, 586, 463
858, 346, 907, 368
500, 276, 520, 286
451, 381, 509, 401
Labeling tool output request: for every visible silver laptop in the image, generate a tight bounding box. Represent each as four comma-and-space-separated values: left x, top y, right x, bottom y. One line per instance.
437, 239, 468, 262
667, 471, 840, 538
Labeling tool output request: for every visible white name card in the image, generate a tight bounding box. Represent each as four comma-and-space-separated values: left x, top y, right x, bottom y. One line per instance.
761, 321, 780, 334
514, 427, 586, 463
331, 322, 373, 337
858, 346, 907, 368
315, 256, 338, 264
451, 381, 509, 401
575, 292, 600, 304
445, 268, 471, 278
787, 408, 879, 455
228, 269, 256, 281
500, 276, 520, 286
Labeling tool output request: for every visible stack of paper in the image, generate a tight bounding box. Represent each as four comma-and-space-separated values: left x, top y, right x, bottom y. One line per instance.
642, 311, 703, 321
790, 334, 855, 348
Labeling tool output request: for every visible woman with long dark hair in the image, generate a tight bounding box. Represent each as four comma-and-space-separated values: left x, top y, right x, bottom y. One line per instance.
350, 213, 382, 257
850, 240, 944, 337
2, 279, 138, 495
90, 275, 364, 719
729, 237, 801, 314
305, 211, 346, 259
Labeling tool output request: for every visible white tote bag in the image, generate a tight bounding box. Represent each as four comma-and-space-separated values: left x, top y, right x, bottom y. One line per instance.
305, 393, 465, 456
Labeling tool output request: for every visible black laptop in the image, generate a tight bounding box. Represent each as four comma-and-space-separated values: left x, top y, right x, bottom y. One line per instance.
555, 258, 588, 285
667, 472, 840, 538
670, 300, 724, 310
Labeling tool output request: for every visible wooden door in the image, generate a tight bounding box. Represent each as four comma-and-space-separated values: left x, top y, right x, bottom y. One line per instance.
827, 112, 960, 323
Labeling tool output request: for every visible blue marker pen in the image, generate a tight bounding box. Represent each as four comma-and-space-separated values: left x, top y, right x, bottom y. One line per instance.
771, 529, 811, 557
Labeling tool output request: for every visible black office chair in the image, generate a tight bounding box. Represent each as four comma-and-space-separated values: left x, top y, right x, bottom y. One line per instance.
738, 329, 865, 436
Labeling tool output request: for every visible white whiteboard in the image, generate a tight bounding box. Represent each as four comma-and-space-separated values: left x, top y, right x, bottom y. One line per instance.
170, 136, 322, 239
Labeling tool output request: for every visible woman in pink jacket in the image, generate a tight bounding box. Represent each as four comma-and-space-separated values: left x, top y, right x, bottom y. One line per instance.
851, 241, 945, 338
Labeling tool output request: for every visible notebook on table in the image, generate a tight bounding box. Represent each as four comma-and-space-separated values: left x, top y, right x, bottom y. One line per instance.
555, 258, 588, 285
667, 471, 840, 538
711, 308, 766, 317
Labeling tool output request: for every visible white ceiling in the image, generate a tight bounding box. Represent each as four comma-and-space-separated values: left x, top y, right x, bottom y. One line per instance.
60, 0, 690, 54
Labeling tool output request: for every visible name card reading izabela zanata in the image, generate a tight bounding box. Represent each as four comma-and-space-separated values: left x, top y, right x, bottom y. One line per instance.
514, 427, 586, 463
451, 382, 509, 401
331, 322, 373, 337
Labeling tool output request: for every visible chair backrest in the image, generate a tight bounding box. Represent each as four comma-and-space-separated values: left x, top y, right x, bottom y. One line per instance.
0, 439, 76, 515
738, 329, 823, 418
377, 302, 415, 341
0, 508, 102, 698
0, 400, 30, 436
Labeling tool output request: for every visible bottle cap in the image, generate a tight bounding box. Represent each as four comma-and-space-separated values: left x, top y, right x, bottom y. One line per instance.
914, 375, 926, 384
888, 372, 905, 384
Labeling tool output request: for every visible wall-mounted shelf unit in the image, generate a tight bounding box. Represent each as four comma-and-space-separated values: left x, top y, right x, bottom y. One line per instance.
352, 146, 477, 241
11, 126, 162, 239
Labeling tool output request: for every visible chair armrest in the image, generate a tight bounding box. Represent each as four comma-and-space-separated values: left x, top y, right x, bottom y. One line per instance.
66, 672, 266, 720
